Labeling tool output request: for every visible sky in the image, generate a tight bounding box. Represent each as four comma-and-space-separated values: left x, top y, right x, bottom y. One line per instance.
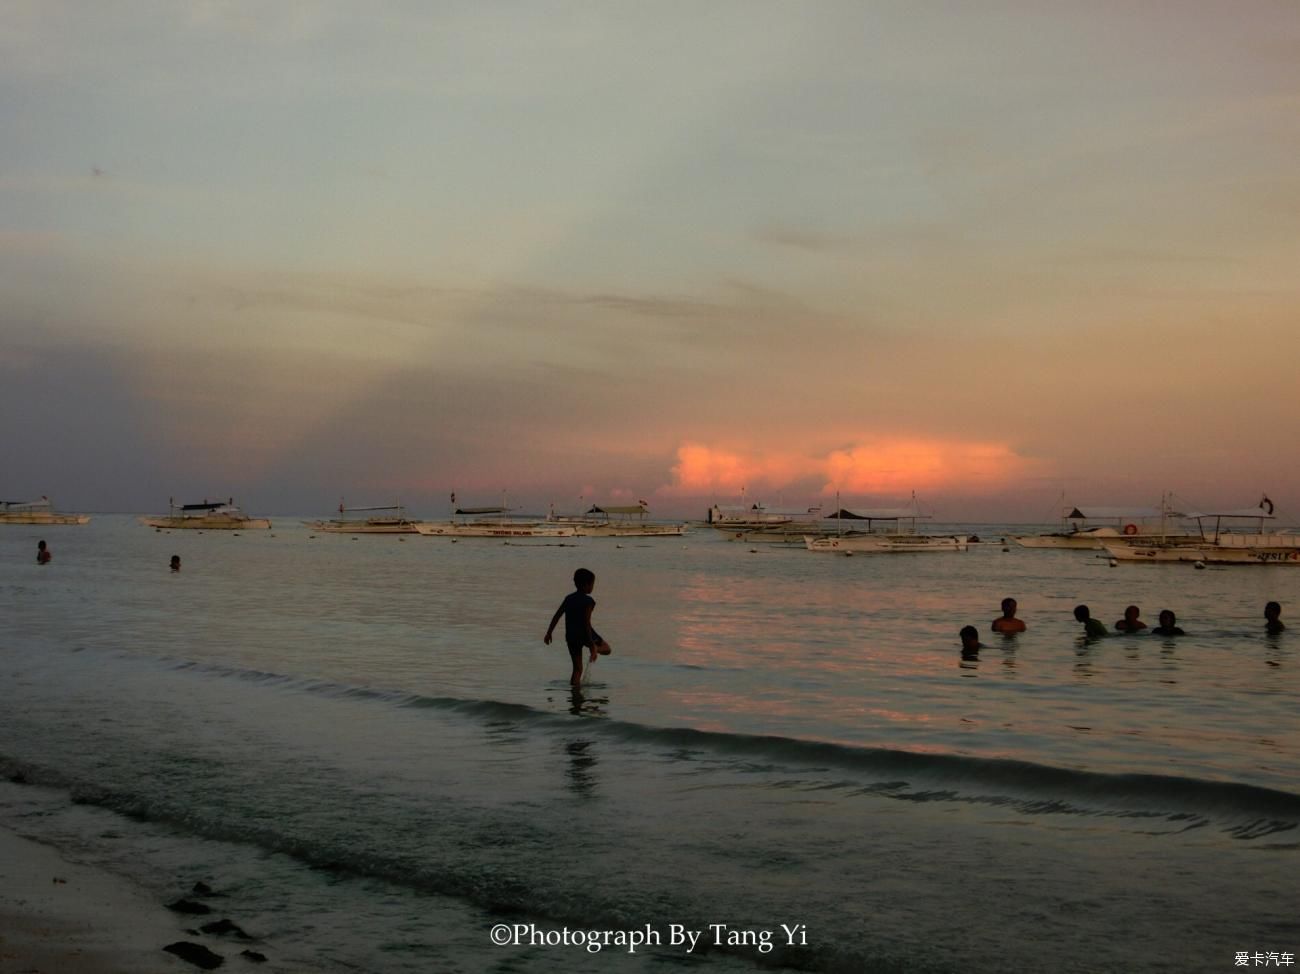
2, 1, 1299, 520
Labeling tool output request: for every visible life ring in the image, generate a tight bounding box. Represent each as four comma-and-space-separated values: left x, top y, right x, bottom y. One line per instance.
1123, 523, 1138, 536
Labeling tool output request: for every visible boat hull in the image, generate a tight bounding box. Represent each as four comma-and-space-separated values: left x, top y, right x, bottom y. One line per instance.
1104, 535, 1300, 565
305, 520, 422, 534
140, 516, 272, 530
1015, 528, 1197, 550
715, 525, 820, 544
576, 523, 686, 537
805, 534, 968, 554
414, 522, 579, 538
0, 513, 91, 525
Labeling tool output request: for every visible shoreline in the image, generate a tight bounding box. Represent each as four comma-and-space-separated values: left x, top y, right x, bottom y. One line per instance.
0, 823, 221, 973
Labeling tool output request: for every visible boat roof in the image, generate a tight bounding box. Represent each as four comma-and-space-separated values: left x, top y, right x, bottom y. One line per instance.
455, 506, 511, 515
587, 504, 647, 515
1183, 507, 1276, 520
2, 498, 53, 508
181, 501, 233, 511
339, 505, 405, 513
829, 507, 930, 520
1065, 506, 1165, 519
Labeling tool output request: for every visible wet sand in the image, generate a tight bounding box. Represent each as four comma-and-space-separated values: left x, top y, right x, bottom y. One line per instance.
0, 825, 188, 973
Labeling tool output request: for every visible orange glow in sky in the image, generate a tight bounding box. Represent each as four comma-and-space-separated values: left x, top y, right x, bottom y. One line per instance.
664, 439, 1035, 499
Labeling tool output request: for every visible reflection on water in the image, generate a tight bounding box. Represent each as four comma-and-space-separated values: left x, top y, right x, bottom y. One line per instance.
562, 739, 598, 799
996, 635, 1018, 674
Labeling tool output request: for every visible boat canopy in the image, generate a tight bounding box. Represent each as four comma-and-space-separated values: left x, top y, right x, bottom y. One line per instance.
454, 506, 510, 516
829, 507, 929, 521
340, 505, 405, 513
181, 501, 231, 512
2, 498, 53, 510
1182, 508, 1276, 520
1064, 506, 1164, 520
587, 504, 647, 515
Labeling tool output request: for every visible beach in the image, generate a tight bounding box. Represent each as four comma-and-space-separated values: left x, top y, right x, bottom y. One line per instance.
0, 819, 190, 974
2, 517, 1297, 973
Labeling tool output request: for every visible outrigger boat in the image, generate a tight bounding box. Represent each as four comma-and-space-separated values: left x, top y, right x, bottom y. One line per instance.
0, 497, 90, 525
305, 503, 423, 534
1014, 505, 1190, 549
708, 503, 828, 544
1103, 502, 1300, 565
414, 506, 580, 538
804, 498, 968, 554
140, 498, 272, 530
548, 503, 686, 537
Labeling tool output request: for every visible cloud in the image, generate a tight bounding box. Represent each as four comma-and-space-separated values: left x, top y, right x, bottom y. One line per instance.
824, 439, 1034, 494
661, 438, 1040, 500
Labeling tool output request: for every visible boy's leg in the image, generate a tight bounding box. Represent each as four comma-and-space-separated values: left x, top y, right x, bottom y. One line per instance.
567, 644, 583, 686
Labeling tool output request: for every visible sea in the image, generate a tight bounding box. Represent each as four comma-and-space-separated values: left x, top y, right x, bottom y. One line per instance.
2, 516, 1297, 974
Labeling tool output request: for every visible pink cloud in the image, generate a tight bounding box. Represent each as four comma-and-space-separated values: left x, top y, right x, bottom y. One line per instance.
825, 439, 1029, 494
662, 443, 819, 496
661, 438, 1039, 498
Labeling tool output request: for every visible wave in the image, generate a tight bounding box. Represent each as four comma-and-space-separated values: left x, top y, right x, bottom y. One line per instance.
150, 656, 1300, 836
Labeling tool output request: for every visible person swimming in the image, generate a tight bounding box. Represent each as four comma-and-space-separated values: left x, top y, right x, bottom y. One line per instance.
959, 625, 982, 659
1264, 601, 1284, 634
1074, 605, 1107, 638
1151, 610, 1185, 637
170, 555, 181, 572
1115, 605, 1147, 633
990, 597, 1026, 634
36, 540, 51, 565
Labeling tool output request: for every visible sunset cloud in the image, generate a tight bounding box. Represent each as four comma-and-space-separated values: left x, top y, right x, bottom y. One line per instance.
824, 440, 1033, 495
662, 444, 816, 496
662, 439, 1039, 501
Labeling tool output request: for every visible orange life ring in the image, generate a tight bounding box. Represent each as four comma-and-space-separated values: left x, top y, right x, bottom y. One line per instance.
1123, 523, 1138, 535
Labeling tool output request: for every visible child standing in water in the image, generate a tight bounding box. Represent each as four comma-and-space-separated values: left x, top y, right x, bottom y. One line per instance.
36, 540, 51, 564
544, 568, 607, 687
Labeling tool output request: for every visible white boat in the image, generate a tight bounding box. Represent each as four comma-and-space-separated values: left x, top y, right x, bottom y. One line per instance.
0, 497, 90, 525
548, 503, 686, 537
803, 501, 968, 554
414, 506, 580, 538
305, 504, 423, 534
1103, 504, 1300, 565
709, 503, 828, 544
140, 499, 272, 531
1014, 505, 1187, 549
804, 532, 969, 554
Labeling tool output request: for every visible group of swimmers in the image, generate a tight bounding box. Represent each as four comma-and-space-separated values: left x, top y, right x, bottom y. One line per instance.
960, 598, 1285, 656
34, 540, 181, 572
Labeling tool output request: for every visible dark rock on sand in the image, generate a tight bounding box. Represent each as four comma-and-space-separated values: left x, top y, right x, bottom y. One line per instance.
192, 881, 215, 896
240, 949, 268, 963
166, 898, 213, 915
200, 918, 253, 940
163, 941, 225, 969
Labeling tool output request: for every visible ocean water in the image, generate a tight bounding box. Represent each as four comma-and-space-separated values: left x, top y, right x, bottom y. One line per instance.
1, 516, 1297, 974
